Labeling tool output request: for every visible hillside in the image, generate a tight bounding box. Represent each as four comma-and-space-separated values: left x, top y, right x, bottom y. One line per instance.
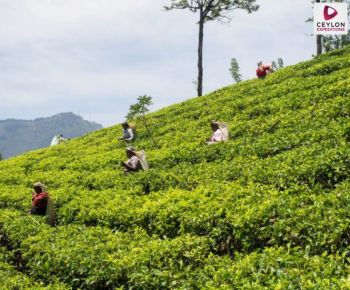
0, 46, 350, 289
0, 112, 102, 159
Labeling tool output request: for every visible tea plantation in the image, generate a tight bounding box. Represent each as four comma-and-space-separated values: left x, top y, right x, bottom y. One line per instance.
0, 46, 350, 289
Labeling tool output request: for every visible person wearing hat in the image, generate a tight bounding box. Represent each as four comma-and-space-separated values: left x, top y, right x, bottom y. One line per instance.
118, 122, 135, 142
121, 147, 142, 173
30, 182, 49, 215
207, 121, 229, 145
256, 61, 272, 79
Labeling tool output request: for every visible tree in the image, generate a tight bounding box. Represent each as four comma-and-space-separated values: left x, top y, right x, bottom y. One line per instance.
322, 34, 350, 52
277, 58, 284, 69
165, 0, 259, 97
271, 58, 284, 71
0, 152, 2, 161
126, 95, 159, 148
316, 0, 322, 56
229, 58, 242, 83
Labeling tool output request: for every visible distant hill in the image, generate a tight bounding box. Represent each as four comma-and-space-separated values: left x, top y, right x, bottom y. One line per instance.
0, 112, 102, 158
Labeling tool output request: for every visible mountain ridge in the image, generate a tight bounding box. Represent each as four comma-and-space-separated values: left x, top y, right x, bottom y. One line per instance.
0, 112, 102, 159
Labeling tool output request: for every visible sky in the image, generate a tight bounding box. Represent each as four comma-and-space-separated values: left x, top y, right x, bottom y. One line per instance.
0, 0, 315, 127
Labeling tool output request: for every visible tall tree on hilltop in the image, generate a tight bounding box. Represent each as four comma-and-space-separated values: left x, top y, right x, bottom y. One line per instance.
165, 0, 259, 97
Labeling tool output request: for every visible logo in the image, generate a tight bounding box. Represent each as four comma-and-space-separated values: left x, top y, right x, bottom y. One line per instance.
323, 5, 338, 21
314, 3, 348, 35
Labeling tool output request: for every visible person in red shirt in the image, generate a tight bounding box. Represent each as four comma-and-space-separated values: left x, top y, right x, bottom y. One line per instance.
256, 61, 272, 79
30, 182, 48, 216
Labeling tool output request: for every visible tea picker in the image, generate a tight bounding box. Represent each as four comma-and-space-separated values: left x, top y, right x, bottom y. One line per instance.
118, 122, 135, 142
207, 121, 229, 145
30, 182, 56, 226
50, 134, 68, 146
256, 61, 273, 79
121, 146, 149, 173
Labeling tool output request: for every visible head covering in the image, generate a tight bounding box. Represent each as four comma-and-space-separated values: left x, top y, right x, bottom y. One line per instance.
210, 121, 220, 130
126, 146, 136, 153
210, 121, 229, 141
135, 150, 149, 171
33, 182, 46, 191
122, 122, 129, 126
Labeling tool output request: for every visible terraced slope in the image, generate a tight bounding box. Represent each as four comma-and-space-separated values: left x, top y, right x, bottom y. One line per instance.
0, 46, 350, 289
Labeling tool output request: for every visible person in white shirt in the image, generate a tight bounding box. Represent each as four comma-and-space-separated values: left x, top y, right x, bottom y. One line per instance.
118, 122, 135, 142
50, 134, 68, 146
121, 147, 142, 173
207, 121, 229, 145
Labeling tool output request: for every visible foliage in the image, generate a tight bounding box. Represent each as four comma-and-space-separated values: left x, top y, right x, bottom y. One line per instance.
322, 34, 350, 53
229, 58, 242, 83
126, 95, 152, 120
0, 46, 349, 289
164, 0, 259, 21
126, 95, 158, 148
272, 57, 284, 71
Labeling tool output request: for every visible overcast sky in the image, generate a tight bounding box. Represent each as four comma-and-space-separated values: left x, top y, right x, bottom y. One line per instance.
0, 0, 315, 127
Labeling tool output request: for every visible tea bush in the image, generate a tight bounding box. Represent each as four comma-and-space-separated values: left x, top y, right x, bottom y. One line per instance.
0, 46, 349, 288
